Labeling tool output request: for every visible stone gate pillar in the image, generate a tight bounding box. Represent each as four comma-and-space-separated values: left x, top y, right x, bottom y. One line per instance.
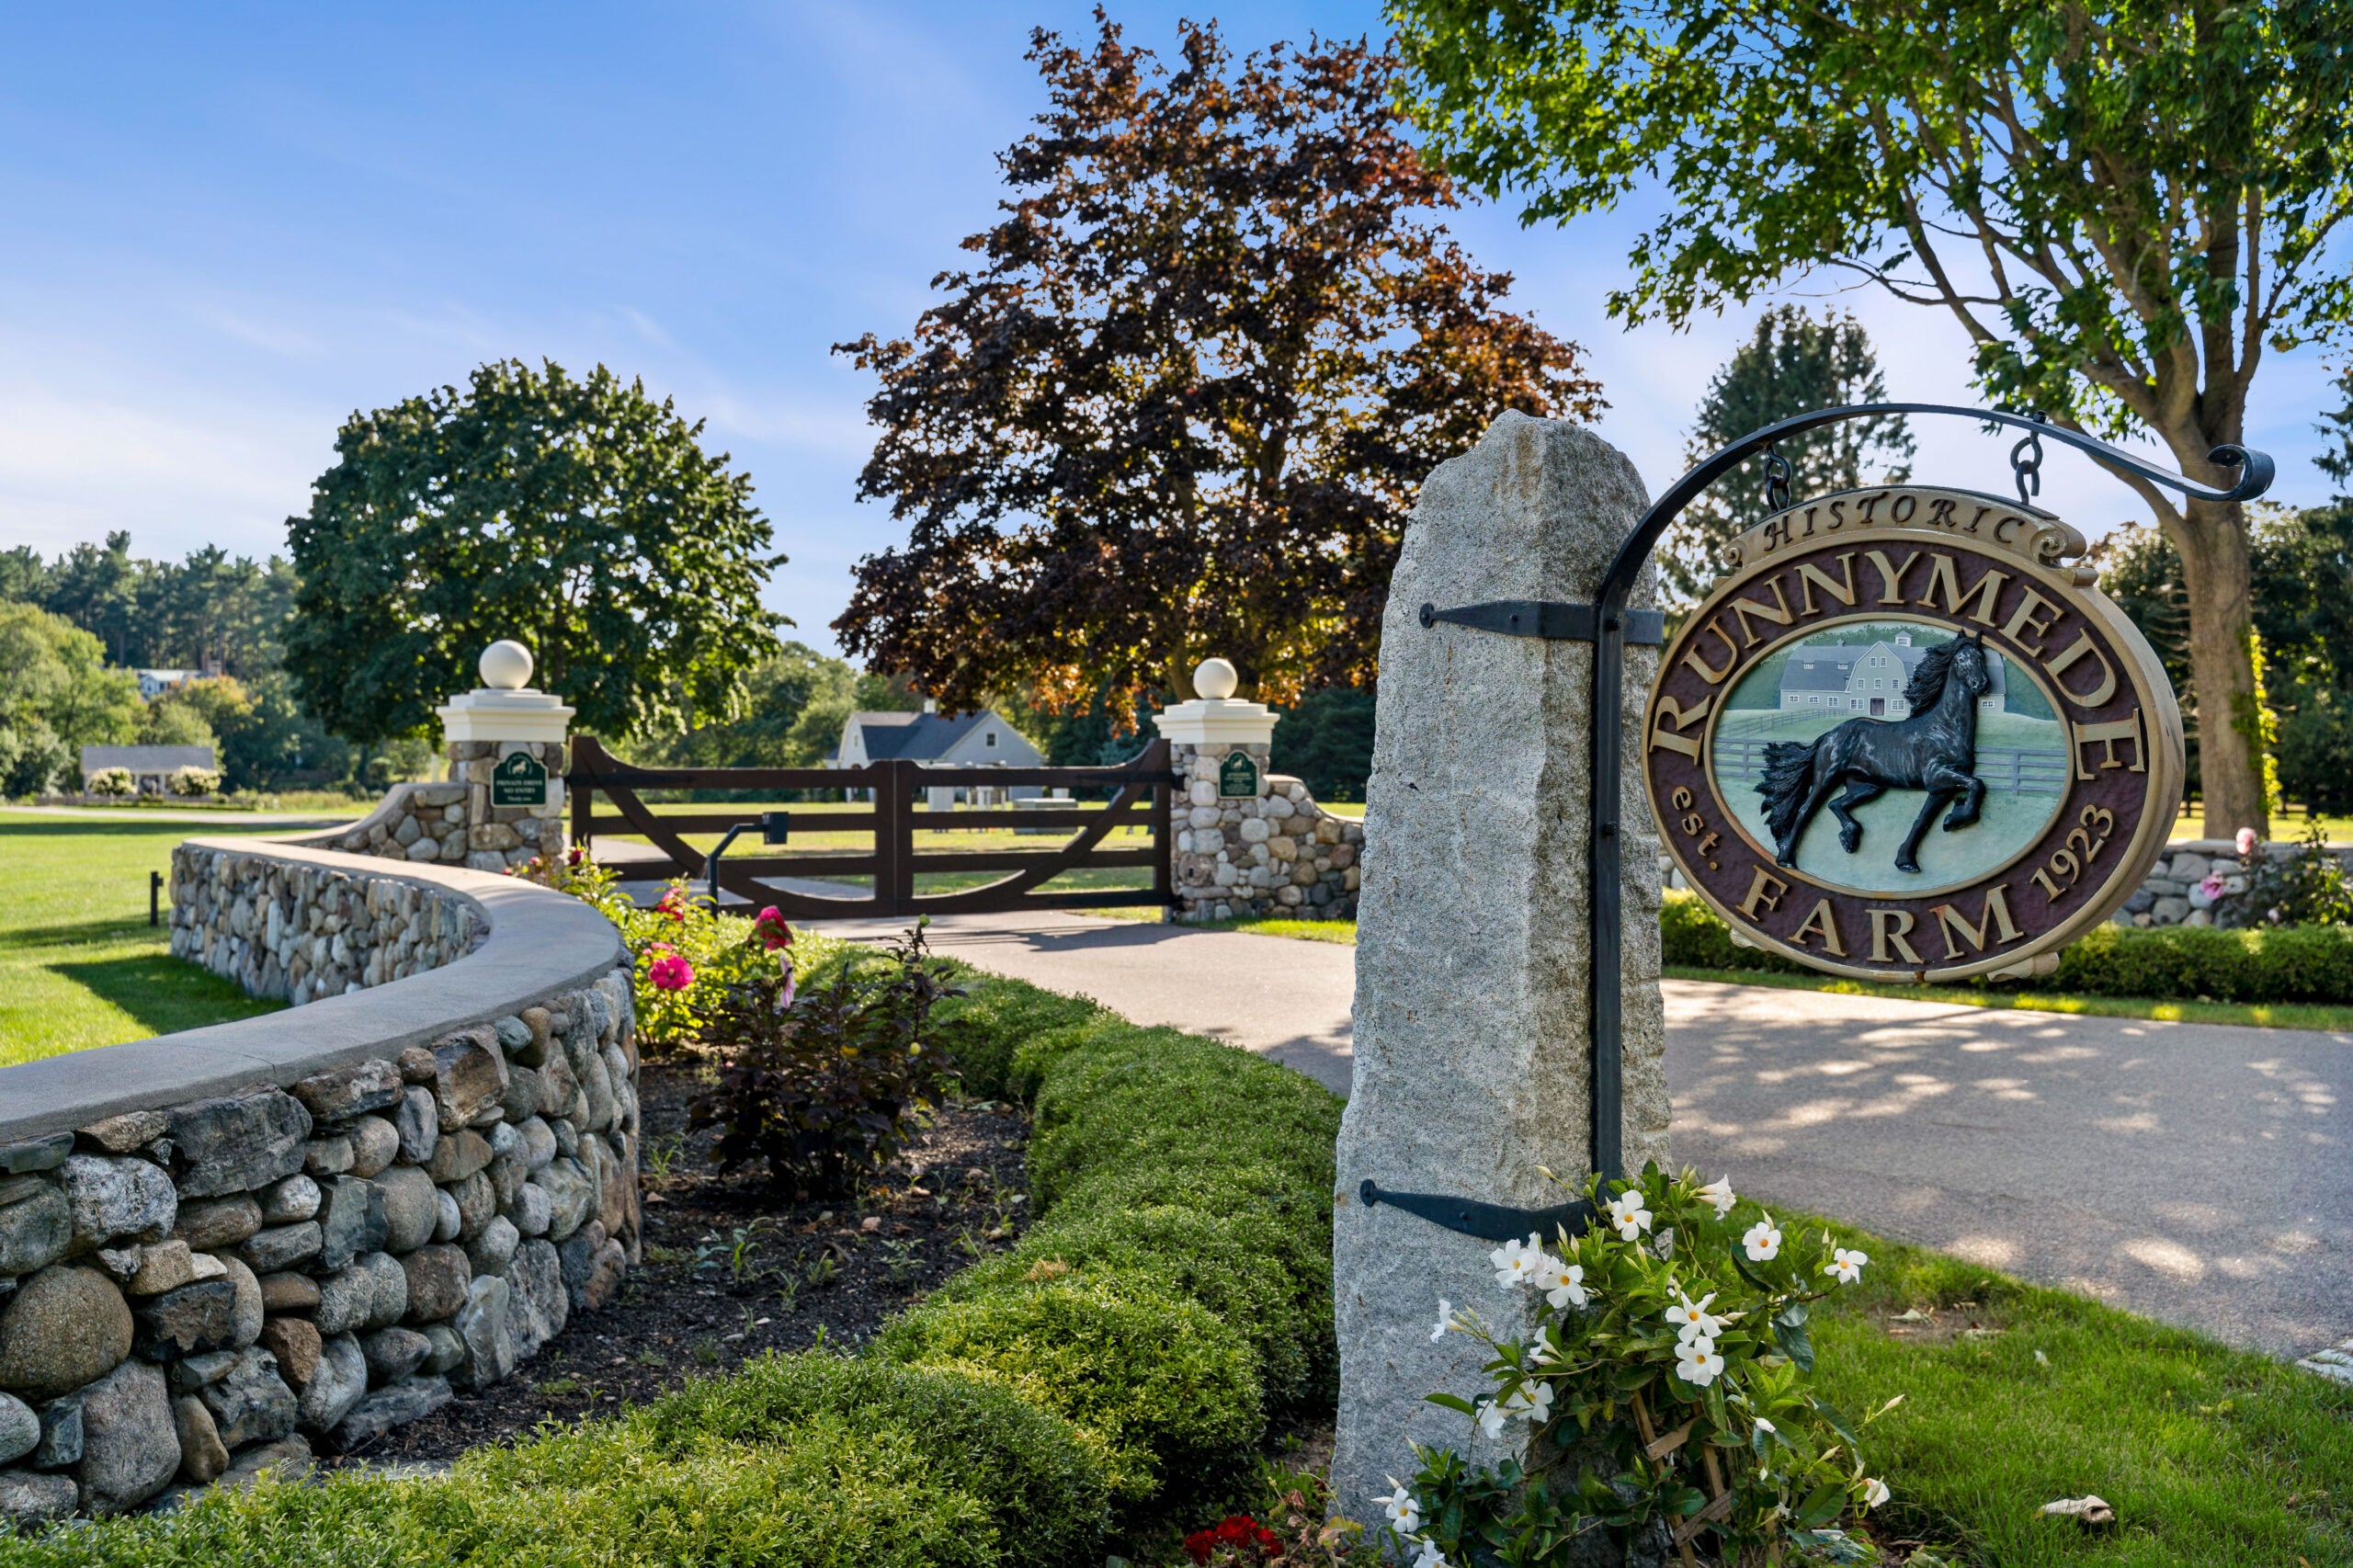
434, 642, 574, 872
1328, 412, 1674, 1525
1154, 659, 1365, 923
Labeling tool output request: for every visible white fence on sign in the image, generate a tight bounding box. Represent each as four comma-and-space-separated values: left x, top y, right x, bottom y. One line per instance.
1711, 738, 2067, 797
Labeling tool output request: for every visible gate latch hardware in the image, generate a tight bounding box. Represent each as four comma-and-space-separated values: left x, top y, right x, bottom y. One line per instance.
1419, 599, 1665, 645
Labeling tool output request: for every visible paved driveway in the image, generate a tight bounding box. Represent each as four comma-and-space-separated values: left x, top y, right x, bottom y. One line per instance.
794, 904, 2352, 1361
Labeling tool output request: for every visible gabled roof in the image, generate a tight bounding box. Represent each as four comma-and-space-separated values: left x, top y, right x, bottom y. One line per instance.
82, 744, 215, 772
854, 710, 993, 761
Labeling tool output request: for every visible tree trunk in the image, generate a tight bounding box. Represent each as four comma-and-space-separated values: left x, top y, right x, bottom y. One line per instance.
2170, 497, 2269, 840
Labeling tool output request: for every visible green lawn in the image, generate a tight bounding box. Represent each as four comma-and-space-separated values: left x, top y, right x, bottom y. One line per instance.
1801, 1210, 2353, 1566
0, 812, 290, 1067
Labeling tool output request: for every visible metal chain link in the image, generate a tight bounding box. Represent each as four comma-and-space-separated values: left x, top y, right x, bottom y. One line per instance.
2010, 412, 2049, 506
1762, 448, 1793, 513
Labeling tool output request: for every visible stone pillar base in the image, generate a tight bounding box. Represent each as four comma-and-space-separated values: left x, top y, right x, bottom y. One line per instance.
1165, 741, 1363, 922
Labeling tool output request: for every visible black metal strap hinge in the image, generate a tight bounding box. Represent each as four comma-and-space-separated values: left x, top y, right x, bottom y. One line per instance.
1419, 599, 1665, 646
1360, 1178, 1594, 1244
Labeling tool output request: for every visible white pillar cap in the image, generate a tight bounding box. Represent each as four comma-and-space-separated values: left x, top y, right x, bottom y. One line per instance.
1153, 657, 1276, 746
437, 643, 574, 744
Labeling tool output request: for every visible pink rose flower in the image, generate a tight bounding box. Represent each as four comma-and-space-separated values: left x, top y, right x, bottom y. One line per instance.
647, 953, 695, 992
2235, 826, 2257, 857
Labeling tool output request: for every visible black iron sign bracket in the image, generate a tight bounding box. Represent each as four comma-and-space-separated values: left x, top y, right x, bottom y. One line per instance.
1366, 403, 2273, 1244
1418, 599, 1665, 646
1359, 1180, 1594, 1244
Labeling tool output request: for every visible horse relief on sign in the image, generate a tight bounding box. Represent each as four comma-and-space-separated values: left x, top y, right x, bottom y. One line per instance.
1643, 484, 2182, 983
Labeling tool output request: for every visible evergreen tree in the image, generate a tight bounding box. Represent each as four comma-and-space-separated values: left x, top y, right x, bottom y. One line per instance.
1663, 306, 1911, 608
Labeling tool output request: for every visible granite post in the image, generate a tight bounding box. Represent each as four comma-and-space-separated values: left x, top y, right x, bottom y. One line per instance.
1329, 412, 1674, 1525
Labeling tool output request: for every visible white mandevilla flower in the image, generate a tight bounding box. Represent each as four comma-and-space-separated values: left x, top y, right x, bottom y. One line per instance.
1490, 1233, 1543, 1289
1430, 1298, 1453, 1342
1475, 1398, 1510, 1439
1410, 1536, 1451, 1568
1665, 1289, 1724, 1344
1824, 1246, 1870, 1285
1742, 1220, 1783, 1262
1533, 1252, 1587, 1310
1753, 1416, 1776, 1435
1375, 1480, 1421, 1533
1863, 1477, 1891, 1509
1607, 1189, 1654, 1241
1499, 1380, 1556, 1425
1697, 1175, 1736, 1218
1673, 1335, 1725, 1387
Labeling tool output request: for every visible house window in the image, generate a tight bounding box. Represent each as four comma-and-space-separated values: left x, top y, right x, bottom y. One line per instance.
985, 731, 996, 747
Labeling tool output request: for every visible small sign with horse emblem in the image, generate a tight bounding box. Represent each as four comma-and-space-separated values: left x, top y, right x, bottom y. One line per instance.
1219, 749, 1262, 800
1644, 484, 2181, 982
492, 748, 551, 808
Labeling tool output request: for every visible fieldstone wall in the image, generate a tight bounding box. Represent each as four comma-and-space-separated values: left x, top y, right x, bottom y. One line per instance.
0, 850, 637, 1524
1167, 741, 1364, 923
170, 846, 481, 1006
301, 739, 568, 875
2117, 838, 2353, 929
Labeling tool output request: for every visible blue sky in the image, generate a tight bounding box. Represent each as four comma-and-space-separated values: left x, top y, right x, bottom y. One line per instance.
1, 2, 2342, 657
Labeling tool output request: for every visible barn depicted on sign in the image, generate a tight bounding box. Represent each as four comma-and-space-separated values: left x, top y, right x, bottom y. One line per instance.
1776, 629, 2009, 719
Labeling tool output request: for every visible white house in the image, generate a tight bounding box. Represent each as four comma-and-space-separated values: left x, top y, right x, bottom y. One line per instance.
833, 704, 1046, 807
80, 744, 216, 795
135, 668, 201, 701
1777, 631, 2007, 719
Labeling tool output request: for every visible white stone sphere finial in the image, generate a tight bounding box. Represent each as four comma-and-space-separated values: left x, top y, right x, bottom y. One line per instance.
1193, 657, 1239, 701
480, 641, 535, 691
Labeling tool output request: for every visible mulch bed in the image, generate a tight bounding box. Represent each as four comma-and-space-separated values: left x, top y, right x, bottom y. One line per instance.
333, 1055, 1033, 1465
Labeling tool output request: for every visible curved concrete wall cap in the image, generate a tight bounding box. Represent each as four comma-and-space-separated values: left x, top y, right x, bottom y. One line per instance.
0, 838, 626, 1144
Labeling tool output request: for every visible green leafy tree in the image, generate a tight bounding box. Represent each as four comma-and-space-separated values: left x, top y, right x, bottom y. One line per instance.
1271, 687, 1378, 802
1663, 307, 1912, 607
0, 547, 49, 605
136, 699, 218, 751
284, 358, 786, 746
0, 604, 141, 795
835, 16, 1601, 713
1391, 0, 2353, 838
2093, 502, 2353, 813
648, 643, 903, 771
40, 531, 142, 665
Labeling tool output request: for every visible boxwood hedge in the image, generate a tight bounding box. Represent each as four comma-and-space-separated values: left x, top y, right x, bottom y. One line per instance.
1663, 888, 2353, 1003
0, 950, 1342, 1568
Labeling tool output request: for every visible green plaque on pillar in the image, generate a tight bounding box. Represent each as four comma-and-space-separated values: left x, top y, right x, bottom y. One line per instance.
1218, 750, 1260, 800
492, 750, 550, 807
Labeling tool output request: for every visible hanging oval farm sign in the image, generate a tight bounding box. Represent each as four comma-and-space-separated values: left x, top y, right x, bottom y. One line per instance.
1643, 485, 2183, 983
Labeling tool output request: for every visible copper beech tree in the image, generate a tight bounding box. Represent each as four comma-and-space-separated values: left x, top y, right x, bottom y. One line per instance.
832, 14, 1601, 712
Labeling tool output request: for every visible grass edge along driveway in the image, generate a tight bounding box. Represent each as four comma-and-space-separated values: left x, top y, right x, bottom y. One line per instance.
1096, 910, 2353, 1034
0, 811, 289, 1067
1794, 1206, 2353, 1566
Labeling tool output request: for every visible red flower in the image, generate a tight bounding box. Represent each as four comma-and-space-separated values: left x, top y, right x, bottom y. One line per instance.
654, 888, 688, 923
647, 953, 695, 992
751, 905, 794, 952
1184, 1516, 1281, 1562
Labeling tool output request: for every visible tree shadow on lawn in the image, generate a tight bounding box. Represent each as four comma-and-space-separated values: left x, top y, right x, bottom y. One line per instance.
0, 916, 161, 951
44, 950, 283, 1038
0, 816, 290, 841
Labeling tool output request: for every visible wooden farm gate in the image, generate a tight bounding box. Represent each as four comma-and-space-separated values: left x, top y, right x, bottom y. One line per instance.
566, 735, 1176, 919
